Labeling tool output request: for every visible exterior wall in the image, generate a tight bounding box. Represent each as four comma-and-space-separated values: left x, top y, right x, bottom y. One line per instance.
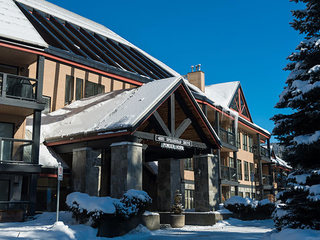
30, 59, 136, 113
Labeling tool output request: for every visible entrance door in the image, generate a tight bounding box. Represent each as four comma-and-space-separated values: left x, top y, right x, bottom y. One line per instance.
0, 122, 14, 161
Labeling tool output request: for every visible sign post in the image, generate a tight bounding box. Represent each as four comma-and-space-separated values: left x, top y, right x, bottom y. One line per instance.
56, 162, 63, 222
250, 172, 254, 198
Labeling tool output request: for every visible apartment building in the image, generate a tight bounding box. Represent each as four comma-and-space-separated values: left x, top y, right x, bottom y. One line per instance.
0, 0, 280, 221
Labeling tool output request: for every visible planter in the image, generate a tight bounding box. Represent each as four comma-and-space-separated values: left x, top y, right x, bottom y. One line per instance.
170, 214, 185, 228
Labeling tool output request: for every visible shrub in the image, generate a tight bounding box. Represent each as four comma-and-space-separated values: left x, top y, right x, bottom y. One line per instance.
224, 196, 275, 220
66, 189, 152, 226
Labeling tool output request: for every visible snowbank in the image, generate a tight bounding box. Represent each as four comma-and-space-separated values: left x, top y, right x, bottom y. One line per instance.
264, 228, 320, 240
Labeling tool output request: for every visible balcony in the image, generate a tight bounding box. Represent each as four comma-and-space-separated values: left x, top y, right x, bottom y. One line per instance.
221, 166, 237, 182
0, 72, 38, 101
0, 138, 33, 163
219, 128, 236, 150
254, 146, 271, 161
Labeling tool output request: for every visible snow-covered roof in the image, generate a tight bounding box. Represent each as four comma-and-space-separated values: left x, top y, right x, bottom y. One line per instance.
42, 77, 182, 140
16, 0, 179, 77
0, 0, 47, 47
270, 146, 291, 170
205, 81, 239, 109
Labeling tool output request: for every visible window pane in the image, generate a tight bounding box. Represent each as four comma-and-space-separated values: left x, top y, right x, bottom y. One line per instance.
76, 78, 83, 100
65, 75, 74, 104
42, 96, 51, 114
0, 122, 14, 161
0, 180, 10, 201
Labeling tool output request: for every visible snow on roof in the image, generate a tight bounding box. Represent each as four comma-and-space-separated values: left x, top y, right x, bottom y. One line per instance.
205, 81, 239, 109
42, 76, 182, 140
16, 0, 179, 77
0, 0, 47, 47
270, 146, 291, 169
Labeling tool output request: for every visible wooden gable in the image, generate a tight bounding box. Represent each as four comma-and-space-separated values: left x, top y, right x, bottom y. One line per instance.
229, 86, 253, 122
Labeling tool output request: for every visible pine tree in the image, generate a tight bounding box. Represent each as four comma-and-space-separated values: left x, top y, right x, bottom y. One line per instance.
272, 0, 320, 169
272, 0, 320, 230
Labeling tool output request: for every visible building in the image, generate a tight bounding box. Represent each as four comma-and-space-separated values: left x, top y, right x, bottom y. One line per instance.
0, 0, 275, 221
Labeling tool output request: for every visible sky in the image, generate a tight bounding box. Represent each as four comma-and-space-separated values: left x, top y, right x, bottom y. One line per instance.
47, 0, 305, 141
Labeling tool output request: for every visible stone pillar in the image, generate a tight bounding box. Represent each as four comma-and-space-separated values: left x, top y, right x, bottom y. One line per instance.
110, 142, 143, 198
157, 158, 181, 211
194, 154, 219, 212
72, 147, 101, 196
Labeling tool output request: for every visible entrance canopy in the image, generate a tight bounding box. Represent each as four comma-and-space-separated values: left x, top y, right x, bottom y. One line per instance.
43, 76, 221, 158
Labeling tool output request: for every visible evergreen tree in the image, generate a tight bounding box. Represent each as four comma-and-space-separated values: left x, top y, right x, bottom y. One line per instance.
272, 0, 320, 169
272, 0, 320, 230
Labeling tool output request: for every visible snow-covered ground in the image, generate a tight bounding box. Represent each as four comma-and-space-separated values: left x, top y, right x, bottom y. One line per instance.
0, 211, 319, 240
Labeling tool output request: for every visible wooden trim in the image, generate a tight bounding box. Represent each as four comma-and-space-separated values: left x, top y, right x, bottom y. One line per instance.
0, 41, 143, 86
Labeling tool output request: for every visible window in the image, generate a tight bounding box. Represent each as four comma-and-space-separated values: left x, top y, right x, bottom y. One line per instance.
242, 132, 248, 151
250, 163, 254, 181
65, 75, 74, 104
185, 189, 194, 209
76, 78, 83, 100
236, 131, 241, 148
0, 180, 10, 201
239, 192, 244, 197
85, 80, 105, 98
229, 157, 234, 168
184, 158, 193, 170
248, 135, 253, 153
237, 159, 242, 180
244, 161, 249, 181
245, 192, 250, 198
0, 122, 14, 161
42, 96, 51, 114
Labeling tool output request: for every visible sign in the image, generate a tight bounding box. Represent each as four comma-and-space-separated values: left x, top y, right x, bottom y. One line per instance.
58, 163, 63, 181
155, 135, 192, 147
161, 143, 184, 151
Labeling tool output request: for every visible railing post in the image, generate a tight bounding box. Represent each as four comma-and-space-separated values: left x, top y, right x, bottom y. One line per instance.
0, 137, 2, 161
2, 73, 7, 97
36, 55, 44, 102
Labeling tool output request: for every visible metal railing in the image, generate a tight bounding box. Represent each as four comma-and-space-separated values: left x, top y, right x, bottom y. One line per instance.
254, 146, 271, 158
262, 175, 273, 185
221, 166, 237, 182
0, 72, 38, 101
219, 128, 236, 146
0, 137, 33, 163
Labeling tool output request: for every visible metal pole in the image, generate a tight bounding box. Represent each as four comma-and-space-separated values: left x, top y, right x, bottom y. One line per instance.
56, 179, 60, 222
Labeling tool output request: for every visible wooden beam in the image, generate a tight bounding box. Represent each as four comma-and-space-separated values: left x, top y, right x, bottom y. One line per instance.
175, 118, 191, 138
153, 111, 171, 136
169, 93, 175, 137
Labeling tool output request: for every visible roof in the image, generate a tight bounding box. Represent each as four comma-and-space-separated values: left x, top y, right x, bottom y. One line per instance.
12, 0, 179, 79
42, 77, 182, 140
205, 81, 240, 109
0, 0, 47, 47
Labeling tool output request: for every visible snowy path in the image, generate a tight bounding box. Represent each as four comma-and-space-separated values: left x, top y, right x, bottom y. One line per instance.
0, 212, 276, 240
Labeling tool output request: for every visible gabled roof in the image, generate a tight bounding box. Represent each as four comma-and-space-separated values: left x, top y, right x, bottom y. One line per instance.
9, 0, 179, 79
205, 81, 239, 109
0, 0, 47, 47
41, 77, 220, 148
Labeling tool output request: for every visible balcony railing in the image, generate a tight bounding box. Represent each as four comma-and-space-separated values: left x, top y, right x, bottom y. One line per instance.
0, 72, 38, 101
219, 128, 236, 146
262, 174, 273, 185
254, 146, 270, 159
0, 138, 33, 163
221, 166, 237, 182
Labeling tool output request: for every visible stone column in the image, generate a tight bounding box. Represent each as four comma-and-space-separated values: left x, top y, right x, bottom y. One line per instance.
157, 158, 181, 211
72, 147, 101, 196
110, 142, 143, 198
194, 154, 219, 212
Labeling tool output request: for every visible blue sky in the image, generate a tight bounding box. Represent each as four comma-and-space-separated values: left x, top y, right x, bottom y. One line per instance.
48, 0, 304, 141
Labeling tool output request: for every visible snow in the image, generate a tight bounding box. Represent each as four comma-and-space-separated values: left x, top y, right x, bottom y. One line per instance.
224, 196, 257, 207
142, 211, 159, 216
16, 0, 179, 77
66, 192, 117, 215
0, 212, 275, 240
0, 0, 48, 47
307, 184, 320, 202
205, 81, 239, 109
41, 76, 182, 141
263, 228, 320, 240
259, 199, 272, 206
124, 189, 151, 203
293, 130, 320, 145
271, 155, 291, 170
288, 173, 310, 184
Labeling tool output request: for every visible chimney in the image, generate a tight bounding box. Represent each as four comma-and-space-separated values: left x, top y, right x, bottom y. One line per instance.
187, 64, 205, 92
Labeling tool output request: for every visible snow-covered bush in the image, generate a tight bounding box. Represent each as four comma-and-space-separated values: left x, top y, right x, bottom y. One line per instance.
273, 170, 320, 230
66, 190, 152, 226
224, 196, 275, 220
